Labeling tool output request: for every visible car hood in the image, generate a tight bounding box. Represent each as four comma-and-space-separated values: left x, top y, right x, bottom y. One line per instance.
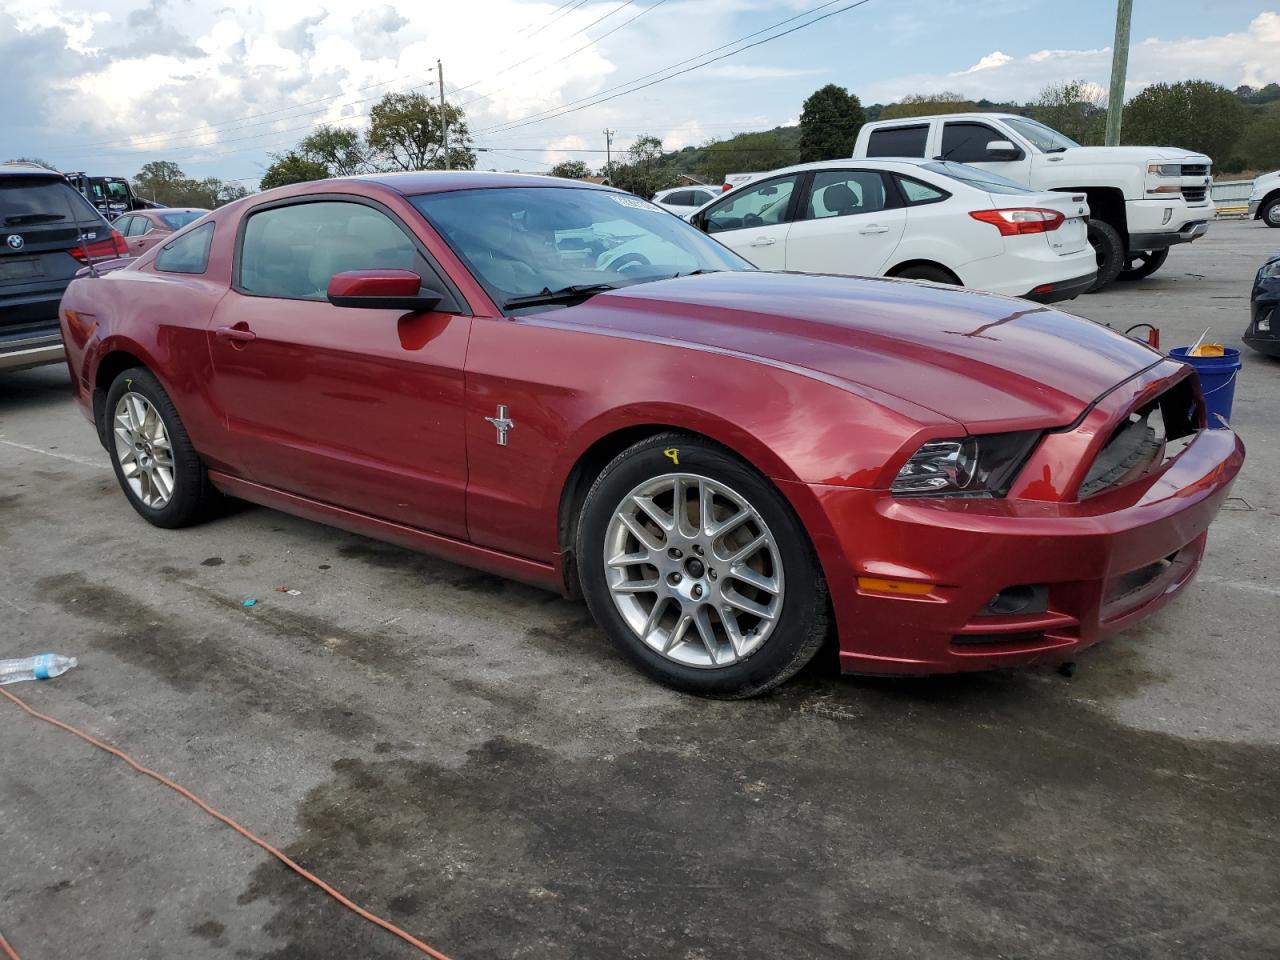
562, 272, 1161, 431
1047, 145, 1211, 166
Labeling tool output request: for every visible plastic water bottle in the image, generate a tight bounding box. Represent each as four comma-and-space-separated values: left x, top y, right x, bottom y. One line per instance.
0, 654, 79, 685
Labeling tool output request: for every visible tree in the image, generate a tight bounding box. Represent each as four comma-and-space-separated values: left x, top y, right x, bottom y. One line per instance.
548, 159, 590, 180
798, 84, 864, 162
703, 131, 794, 184
880, 92, 976, 120
1030, 80, 1105, 145
1235, 102, 1280, 172
367, 91, 476, 171
259, 151, 331, 190
1122, 81, 1244, 162
130, 161, 243, 207
298, 125, 370, 176
609, 134, 681, 197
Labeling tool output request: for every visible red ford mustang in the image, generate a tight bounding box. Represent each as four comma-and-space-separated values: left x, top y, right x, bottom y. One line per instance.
59, 172, 1244, 697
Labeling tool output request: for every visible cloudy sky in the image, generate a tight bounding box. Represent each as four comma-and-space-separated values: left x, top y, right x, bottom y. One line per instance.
3, 0, 1278, 187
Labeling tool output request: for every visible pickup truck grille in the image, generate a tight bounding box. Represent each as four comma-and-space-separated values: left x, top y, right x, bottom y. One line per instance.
1180, 164, 1209, 178
1078, 377, 1200, 499
1182, 186, 1208, 203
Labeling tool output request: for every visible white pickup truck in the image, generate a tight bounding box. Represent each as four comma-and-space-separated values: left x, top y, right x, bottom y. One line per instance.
852, 113, 1213, 291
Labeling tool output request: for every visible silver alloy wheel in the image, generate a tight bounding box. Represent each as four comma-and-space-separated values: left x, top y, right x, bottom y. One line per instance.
603, 472, 784, 668
1267, 203, 1280, 226
113, 391, 176, 509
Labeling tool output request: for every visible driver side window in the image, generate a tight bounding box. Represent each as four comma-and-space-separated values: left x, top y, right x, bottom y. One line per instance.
238, 200, 428, 301
704, 175, 800, 234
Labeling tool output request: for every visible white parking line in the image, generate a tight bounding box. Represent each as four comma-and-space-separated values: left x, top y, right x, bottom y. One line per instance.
0, 437, 110, 470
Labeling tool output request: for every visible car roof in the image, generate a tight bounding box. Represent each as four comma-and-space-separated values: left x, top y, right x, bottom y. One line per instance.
348, 170, 620, 195
755, 157, 937, 178
0, 162, 65, 180
144, 207, 209, 214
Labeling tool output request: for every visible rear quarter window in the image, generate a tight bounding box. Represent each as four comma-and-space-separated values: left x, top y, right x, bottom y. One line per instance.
866, 125, 930, 158
155, 222, 214, 274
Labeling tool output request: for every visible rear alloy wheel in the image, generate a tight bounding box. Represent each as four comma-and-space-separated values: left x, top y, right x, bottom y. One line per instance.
105, 367, 219, 528
577, 434, 828, 698
1085, 219, 1125, 293
1118, 248, 1169, 281
1262, 197, 1280, 228
893, 264, 959, 285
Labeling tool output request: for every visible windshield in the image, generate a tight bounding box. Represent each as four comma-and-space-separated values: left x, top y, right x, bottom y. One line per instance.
1002, 116, 1080, 153
160, 211, 204, 230
411, 186, 749, 310
922, 161, 1038, 195
101, 179, 131, 200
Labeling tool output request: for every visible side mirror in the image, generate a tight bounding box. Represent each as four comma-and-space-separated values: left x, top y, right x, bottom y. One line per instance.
986, 139, 1024, 161
327, 269, 442, 311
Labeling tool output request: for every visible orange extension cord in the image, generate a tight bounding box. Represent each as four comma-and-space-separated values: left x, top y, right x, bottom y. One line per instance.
0, 687, 453, 960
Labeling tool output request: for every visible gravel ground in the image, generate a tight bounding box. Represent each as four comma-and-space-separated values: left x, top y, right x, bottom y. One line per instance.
1, 219, 1277, 959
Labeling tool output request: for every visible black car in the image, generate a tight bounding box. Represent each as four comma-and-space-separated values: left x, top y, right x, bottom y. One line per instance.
1, 163, 126, 372
1246, 253, 1280, 359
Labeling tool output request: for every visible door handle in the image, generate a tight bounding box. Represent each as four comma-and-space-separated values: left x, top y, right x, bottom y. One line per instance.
215, 325, 256, 343
749, 237, 776, 246
858, 225, 890, 235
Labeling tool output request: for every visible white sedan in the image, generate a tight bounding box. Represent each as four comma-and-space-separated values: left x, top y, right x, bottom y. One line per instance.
652, 185, 720, 219
689, 158, 1097, 303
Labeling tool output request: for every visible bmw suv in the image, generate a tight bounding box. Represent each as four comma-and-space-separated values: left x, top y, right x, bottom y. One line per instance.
1, 163, 126, 372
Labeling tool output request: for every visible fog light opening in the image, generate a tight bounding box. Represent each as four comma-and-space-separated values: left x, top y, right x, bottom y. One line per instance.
981, 584, 1048, 616
1162, 208, 1173, 225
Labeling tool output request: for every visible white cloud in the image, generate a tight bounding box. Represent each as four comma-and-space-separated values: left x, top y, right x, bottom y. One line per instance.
865, 12, 1280, 104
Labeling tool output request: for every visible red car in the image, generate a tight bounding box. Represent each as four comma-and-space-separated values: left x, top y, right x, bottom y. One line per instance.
112, 208, 209, 257
59, 173, 1244, 697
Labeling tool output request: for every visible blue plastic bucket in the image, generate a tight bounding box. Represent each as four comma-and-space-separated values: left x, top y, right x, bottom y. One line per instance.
1170, 346, 1241, 429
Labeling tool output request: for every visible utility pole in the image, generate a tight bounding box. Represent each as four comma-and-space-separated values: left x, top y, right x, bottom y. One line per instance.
603, 129, 615, 181
1104, 0, 1132, 146
438, 59, 449, 169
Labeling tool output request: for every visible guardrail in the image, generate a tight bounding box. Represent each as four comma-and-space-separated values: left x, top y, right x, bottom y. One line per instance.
1213, 179, 1253, 219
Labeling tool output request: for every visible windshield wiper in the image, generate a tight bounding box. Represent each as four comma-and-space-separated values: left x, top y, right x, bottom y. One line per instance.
503, 283, 619, 309
3, 213, 67, 225
671, 269, 721, 279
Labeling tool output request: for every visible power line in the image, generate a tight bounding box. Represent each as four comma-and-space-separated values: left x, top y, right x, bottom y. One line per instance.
480, 0, 872, 137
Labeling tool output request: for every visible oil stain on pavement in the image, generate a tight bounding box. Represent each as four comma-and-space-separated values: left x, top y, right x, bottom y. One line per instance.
238, 671, 1280, 960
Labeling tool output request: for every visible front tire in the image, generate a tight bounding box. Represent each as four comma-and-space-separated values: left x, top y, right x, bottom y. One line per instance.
1085, 219, 1125, 293
576, 434, 829, 698
105, 367, 219, 528
1118, 248, 1169, 281
1262, 196, 1280, 228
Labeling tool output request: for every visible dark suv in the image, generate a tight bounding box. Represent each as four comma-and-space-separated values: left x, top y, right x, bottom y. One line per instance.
2, 163, 127, 372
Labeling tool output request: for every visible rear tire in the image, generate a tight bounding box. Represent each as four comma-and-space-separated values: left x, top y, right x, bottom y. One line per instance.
104, 367, 219, 529
1118, 248, 1169, 281
892, 264, 959, 285
576, 433, 829, 698
1085, 219, 1125, 293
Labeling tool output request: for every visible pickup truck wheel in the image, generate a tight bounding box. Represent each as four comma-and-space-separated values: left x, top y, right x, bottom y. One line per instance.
576, 433, 829, 699
1085, 220, 1125, 293
1262, 197, 1280, 228
1118, 248, 1169, 281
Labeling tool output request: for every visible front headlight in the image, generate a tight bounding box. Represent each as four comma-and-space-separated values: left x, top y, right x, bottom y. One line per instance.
892, 432, 1042, 496
1259, 259, 1280, 280
1147, 163, 1181, 177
